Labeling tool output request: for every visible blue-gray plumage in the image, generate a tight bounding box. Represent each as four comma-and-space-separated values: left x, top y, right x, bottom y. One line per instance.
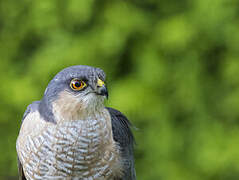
16, 65, 136, 180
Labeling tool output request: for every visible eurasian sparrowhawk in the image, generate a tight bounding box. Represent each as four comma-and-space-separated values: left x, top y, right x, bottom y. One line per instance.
16, 65, 136, 180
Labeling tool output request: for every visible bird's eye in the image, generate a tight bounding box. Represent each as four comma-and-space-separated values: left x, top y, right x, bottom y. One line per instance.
70, 79, 87, 91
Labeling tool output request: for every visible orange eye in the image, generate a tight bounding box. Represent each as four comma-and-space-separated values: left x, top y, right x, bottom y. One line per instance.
70, 79, 87, 91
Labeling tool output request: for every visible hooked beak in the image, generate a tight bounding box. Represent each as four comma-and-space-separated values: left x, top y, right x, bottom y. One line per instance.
96, 79, 108, 99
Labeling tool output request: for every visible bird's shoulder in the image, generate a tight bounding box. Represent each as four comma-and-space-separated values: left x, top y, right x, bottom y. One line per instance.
106, 107, 136, 180
17, 102, 40, 180
106, 107, 135, 147
22, 101, 41, 123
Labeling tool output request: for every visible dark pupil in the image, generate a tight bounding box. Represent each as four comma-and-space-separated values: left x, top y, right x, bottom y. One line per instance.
74, 81, 82, 87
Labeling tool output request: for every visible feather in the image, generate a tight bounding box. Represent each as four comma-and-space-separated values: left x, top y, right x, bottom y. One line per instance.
17, 101, 40, 180
107, 107, 136, 180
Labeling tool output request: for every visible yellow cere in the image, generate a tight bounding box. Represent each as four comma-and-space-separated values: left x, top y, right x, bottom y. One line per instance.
97, 79, 105, 87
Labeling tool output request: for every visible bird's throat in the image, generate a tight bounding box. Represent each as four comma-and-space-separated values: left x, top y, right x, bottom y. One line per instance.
52, 90, 105, 122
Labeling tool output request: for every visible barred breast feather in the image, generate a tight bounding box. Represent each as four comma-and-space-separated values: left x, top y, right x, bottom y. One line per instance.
16, 107, 123, 180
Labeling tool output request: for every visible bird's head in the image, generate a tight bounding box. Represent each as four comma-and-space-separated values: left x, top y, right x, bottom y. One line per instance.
40, 65, 108, 121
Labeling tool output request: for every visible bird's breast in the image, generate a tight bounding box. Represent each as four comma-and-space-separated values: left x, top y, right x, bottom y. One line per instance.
18, 118, 122, 179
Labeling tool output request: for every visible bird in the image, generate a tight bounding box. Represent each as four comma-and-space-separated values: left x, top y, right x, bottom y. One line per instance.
16, 65, 136, 180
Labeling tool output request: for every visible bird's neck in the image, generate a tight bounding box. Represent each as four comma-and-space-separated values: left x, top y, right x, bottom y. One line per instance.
50, 91, 105, 122
52, 101, 106, 122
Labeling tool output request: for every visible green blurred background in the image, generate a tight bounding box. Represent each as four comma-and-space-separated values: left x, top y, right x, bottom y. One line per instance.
0, 0, 239, 179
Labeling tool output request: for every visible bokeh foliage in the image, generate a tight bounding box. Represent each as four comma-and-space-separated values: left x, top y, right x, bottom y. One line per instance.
0, 0, 239, 179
